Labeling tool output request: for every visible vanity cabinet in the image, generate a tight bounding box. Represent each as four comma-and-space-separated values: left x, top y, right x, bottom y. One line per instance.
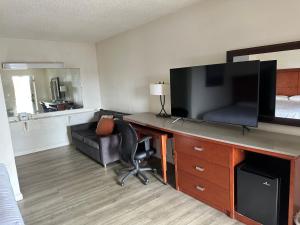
9, 110, 96, 156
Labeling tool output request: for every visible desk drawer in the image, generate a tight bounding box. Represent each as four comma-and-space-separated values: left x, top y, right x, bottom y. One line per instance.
177, 152, 229, 190
178, 170, 230, 211
175, 135, 230, 167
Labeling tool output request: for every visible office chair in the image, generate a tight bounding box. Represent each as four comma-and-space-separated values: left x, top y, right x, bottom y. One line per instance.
114, 120, 156, 186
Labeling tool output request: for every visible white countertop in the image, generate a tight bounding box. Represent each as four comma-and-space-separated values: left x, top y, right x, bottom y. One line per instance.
125, 113, 300, 158
9, 108, 98, 123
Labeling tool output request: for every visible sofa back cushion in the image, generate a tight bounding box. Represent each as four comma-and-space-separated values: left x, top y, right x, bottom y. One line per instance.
96, 116, 115, 136
94, 109, 130, 121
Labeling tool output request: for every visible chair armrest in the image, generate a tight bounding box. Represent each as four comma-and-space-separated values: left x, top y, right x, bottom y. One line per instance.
138, 136, 152, 151
138, 136, 152, 144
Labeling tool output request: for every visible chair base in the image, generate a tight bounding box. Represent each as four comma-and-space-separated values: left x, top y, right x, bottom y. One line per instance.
118, 164, 157, 186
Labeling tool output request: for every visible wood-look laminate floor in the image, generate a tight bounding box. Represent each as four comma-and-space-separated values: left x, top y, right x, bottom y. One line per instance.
16, 145, 243, 225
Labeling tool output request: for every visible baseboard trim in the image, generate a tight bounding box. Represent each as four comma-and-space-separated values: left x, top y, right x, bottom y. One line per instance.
14, 142, 70, 157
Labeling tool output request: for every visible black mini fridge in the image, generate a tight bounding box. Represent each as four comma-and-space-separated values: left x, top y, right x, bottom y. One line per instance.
236, 161, 289, 225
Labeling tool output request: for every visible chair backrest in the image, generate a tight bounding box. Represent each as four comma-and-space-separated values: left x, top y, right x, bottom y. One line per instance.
114, 120, 138, 164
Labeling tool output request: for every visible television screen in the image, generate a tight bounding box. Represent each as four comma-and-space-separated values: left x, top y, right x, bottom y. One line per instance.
170, 61, 260, 127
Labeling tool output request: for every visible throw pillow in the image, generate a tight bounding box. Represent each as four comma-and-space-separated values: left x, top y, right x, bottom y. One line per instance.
96, 115, 114, 136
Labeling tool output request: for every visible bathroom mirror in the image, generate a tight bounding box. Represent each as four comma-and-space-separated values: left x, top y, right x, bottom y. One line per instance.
0, 68, 83, 117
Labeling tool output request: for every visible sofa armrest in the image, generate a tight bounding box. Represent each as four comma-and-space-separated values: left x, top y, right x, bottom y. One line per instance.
98, 133, 121, 165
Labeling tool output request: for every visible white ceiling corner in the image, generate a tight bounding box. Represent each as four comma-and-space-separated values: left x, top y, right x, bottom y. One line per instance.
0, 0, 203, 43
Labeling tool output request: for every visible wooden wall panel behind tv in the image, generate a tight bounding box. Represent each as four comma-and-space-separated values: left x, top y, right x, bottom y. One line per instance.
298, 71, 300, 94
276, 69, 300, 96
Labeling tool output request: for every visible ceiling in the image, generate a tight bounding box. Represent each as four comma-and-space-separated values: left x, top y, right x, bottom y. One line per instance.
0, 0, 202, 43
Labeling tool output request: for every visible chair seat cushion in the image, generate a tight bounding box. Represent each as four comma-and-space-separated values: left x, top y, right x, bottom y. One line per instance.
134, 147, 155, 160
83, 136, 99, 150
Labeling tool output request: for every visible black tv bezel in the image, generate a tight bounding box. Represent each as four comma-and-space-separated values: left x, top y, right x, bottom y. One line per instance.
170, 61, 260, 128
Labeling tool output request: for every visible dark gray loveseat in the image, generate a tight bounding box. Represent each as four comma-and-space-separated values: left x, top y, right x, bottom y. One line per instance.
71, 109, 129, 167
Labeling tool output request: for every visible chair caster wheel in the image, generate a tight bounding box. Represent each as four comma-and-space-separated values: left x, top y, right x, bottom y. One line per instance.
143, 179, 149, 185
118, 180, 125, 186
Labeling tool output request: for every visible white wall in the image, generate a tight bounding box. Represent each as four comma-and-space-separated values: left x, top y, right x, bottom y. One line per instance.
0, 78, 22, 200
96, 0, 300, 136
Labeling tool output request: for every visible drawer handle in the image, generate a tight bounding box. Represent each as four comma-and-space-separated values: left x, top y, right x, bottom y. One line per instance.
195, 166, 205, 172
194, 146, 204, 152
196, 185, 205, 192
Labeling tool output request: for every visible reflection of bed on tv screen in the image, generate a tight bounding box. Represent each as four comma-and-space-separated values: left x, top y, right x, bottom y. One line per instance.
170, 61, 260, 127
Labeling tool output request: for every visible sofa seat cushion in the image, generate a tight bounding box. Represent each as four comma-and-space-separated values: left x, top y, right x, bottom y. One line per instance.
83, 136, 99, 150
72, 129, 95, 141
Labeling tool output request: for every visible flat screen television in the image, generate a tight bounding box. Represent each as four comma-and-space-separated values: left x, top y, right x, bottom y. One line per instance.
170, 61, 260, 127
258, 60, 277, 120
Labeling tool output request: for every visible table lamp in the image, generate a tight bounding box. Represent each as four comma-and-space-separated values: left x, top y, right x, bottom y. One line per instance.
150, 82, 170, 117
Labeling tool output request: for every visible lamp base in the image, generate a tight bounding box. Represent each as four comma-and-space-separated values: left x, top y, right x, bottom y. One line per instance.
156, 95, 171, 118
156, 113, 171, 118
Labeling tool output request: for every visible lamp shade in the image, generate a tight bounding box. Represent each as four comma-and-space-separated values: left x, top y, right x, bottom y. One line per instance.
150, 83, 169, 96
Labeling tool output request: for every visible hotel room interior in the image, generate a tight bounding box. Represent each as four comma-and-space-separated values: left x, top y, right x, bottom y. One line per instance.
1, 1, 300, 225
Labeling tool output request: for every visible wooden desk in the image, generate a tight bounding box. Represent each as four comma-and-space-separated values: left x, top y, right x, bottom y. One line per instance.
125, 112, 300, 225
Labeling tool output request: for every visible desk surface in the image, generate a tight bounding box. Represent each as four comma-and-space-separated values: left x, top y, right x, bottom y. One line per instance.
125, 113, 300, 158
